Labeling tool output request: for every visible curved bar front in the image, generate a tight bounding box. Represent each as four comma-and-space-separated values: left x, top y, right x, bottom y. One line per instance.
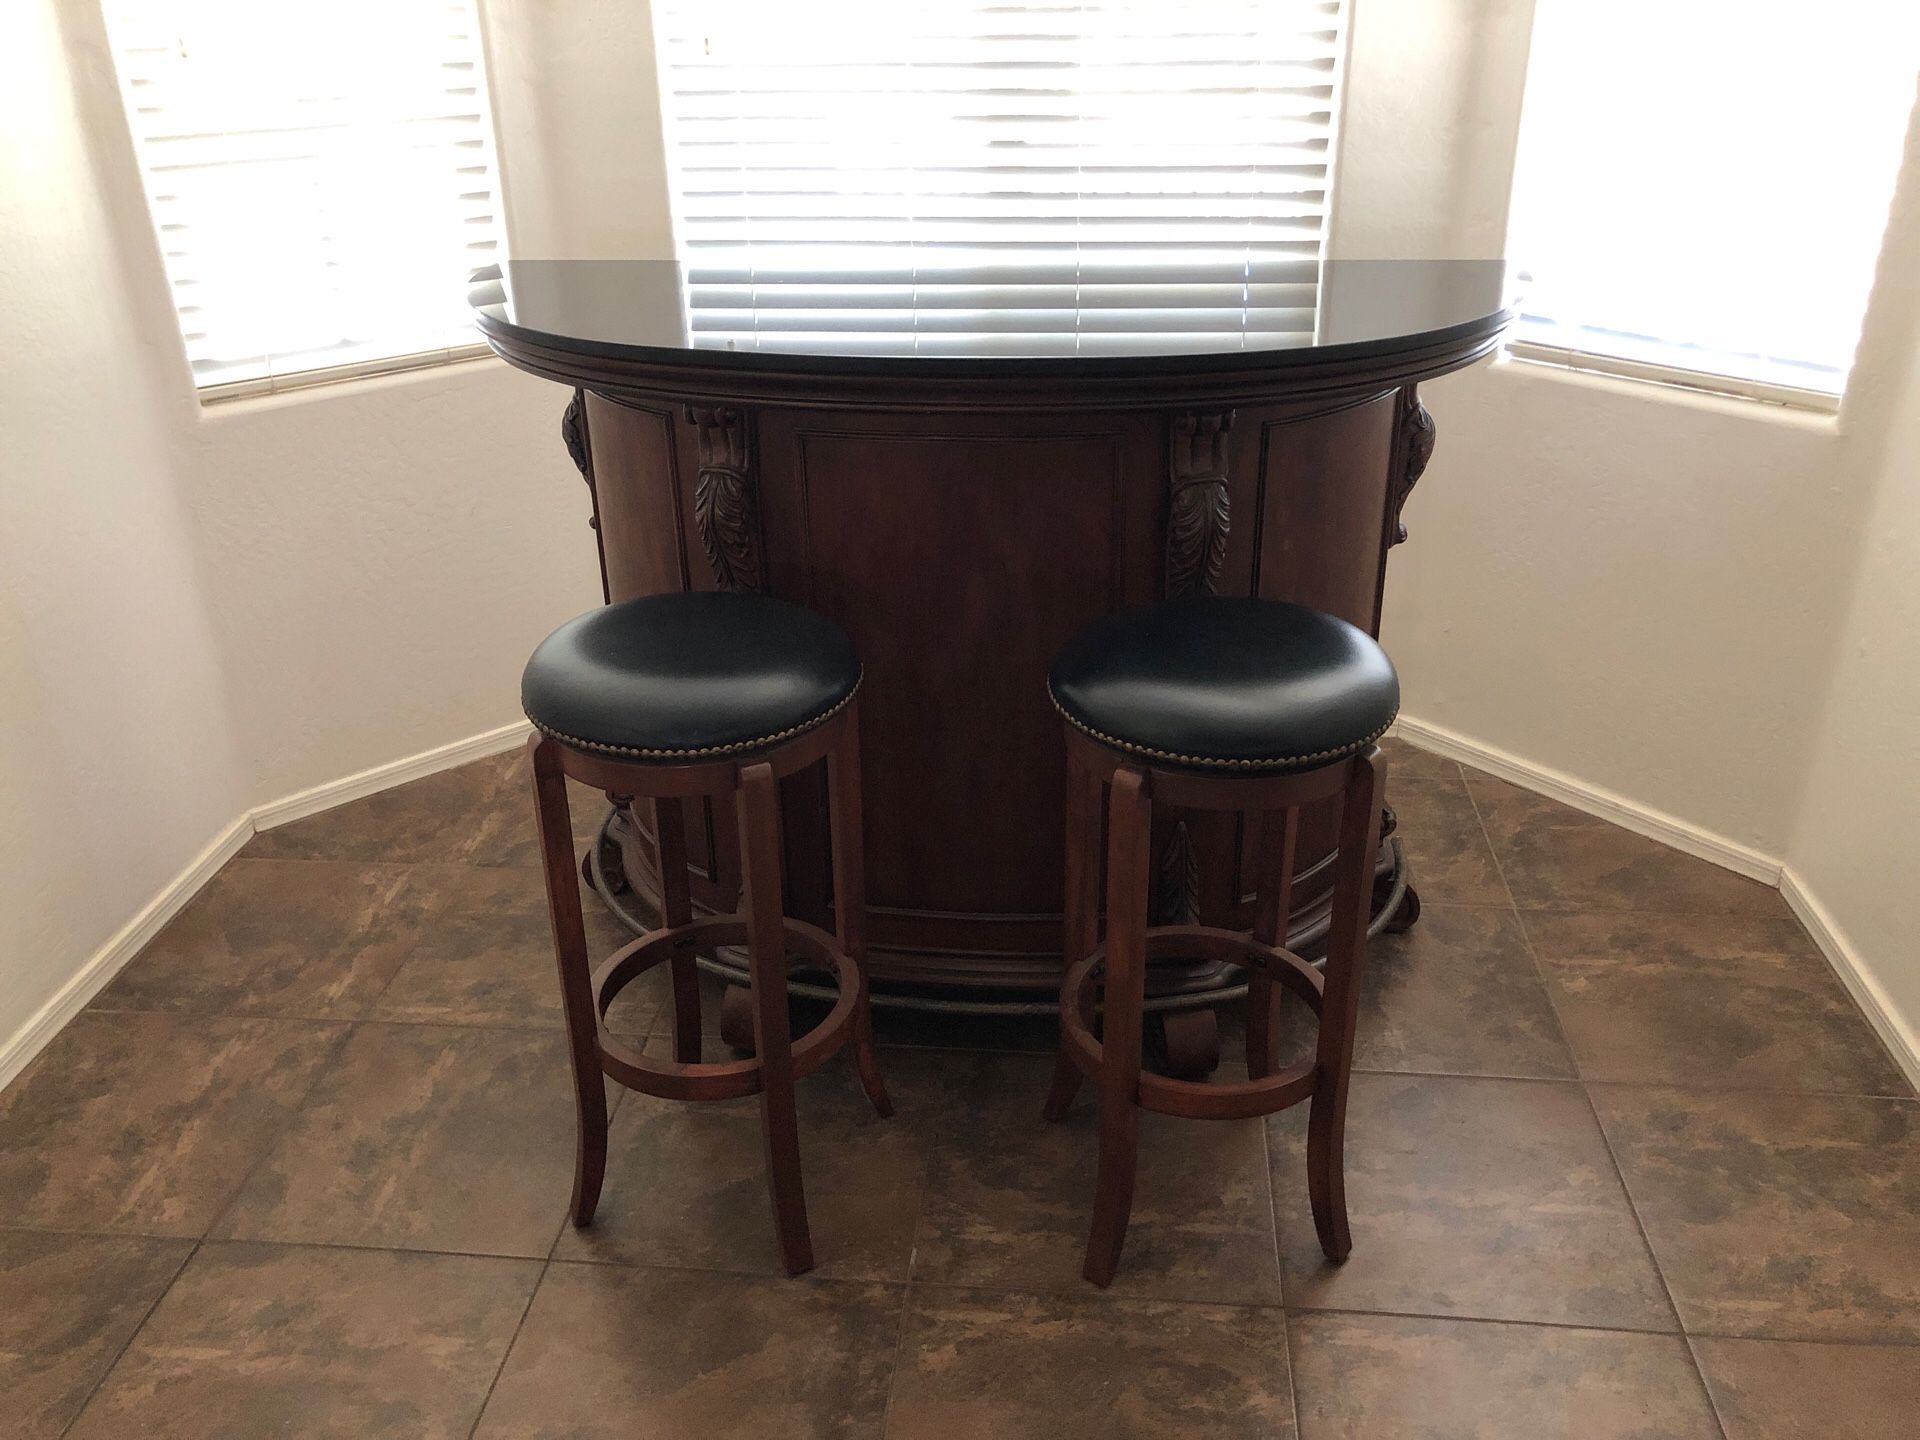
477, 263, 1512, 1050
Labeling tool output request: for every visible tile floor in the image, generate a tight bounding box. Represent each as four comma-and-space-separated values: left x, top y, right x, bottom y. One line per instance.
2, 736, 1915, 1438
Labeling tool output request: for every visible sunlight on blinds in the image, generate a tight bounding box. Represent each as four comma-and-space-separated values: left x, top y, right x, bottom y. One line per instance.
652, 0, 1348, 356
1509, 0, 1919, 399
104, 0, 501, 392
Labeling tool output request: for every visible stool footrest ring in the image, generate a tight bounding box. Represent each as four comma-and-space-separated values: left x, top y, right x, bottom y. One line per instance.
590, 914, 859, 1102
1059, 925, 1323, 1121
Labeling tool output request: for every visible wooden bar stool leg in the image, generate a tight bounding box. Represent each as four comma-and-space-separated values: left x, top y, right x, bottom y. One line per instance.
650, 796, 703, 1066
1307, 748, 1386, 1263
1246, 807, 1301, 1080
1045, 759, 1104, 1122
737, 761, 815, 1276
529, 736, 609, 1228
828, 703, 891, 1117
1084, 766, 1151, 1287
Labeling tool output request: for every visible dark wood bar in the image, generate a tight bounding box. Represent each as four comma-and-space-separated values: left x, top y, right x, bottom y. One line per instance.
475, 259, 1514, 1068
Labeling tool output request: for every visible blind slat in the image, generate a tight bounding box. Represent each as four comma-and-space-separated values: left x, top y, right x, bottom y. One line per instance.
104, 0, 501, 389
656, 0, 1348, 356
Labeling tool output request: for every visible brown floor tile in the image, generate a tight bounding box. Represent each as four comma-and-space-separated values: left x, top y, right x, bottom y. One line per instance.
481, 749, 619, 869
1288, 1312, 1720, 1440
66, 1241, 538, 1440
1591, 1086, 1920, 1341
0, 1011, 345, 1237
910, 1051, 1282, 1305
1388, 775, 1509, 906
0, 1231, 194, 1440
1528, 912, 1909, 1094
471, 1262, 898, 1439
1381, 733, 1462, 783
554, 1035, 919, 1281
245, 753, 522, 865
1278, 904, 1574, 1080
242, 751, 605, 870
215, 1023, 586, 1257
1272, 1073, 1672, 1329
97, 860, 433, 1020
888, 1285, 1296, 1439
367, 864, 634, 1030
1690, 1335, 1920, 1439
1465, 773, 1787, 916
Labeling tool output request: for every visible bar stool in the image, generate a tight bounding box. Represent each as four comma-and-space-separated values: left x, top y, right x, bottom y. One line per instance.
1040, 596, 1398, 1286
521, 591, 891, 1276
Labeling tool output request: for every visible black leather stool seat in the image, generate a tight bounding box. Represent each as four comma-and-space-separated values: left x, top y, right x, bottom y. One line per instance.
522, 592, 861, 761
1048, 597, 1399, 772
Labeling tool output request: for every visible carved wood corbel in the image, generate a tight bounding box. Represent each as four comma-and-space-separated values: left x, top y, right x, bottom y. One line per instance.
561, 388, 613, 603
684, 403, 762, 593
1152, 820, 1202, 928
1166, 410, 1235, 598
561, 387, 595, 492
1388, 386, 1436, 546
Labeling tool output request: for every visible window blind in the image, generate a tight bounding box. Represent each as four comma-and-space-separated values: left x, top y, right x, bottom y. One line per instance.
103, 0, 502, 393
652, 0, 1348, 355
1508, 0, 1920, 403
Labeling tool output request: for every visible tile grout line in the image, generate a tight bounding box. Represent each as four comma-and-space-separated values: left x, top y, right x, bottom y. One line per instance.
1458, 764, 1703, 1354
874, 1268, 920, 1438
878, 1057, 934, 1439
197, 1021, 360, 1245
16, 1209, 1916, 1356
1681, 1331, 1737, 1440
465, 1258, 550, 1440
1476, 784, 1723, 1436
1567, 1088, 1733, 1440
1255, 1083, 1308, 1436
56, 1238, 201, 1440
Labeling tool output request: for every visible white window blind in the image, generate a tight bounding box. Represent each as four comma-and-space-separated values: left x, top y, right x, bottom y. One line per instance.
1509, 0, 1920, 405
651, 0, 1348, 355
103, 0, 501, 394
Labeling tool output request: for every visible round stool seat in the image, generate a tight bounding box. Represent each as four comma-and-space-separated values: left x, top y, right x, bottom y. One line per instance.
522, 592, 860, 762
1048, 597, 1398, 772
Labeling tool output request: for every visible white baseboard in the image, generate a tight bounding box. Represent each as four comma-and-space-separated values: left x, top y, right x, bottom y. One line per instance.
12, 713, 1916, 1102
0, 721, 535, 1091
1392, 714, 1918, 1089
1779, 868, 1920, 1095
1391, 714, 1783, 885
251, 720, 532, 831
0, 816, 254, 1092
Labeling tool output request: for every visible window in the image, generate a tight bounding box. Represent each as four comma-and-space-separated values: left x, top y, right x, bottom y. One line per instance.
650, 0, 1348, 354
1507, 0, 1919, 407
104, 0, 502, 397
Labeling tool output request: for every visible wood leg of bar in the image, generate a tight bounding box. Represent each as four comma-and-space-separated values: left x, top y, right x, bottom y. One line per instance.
530, 735, 609, 1228
1084, 766, 1151, 1287
1308, 750, 1386, 1263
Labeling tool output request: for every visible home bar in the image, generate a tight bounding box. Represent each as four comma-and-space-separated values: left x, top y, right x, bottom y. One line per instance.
473, 256, 1514, 1075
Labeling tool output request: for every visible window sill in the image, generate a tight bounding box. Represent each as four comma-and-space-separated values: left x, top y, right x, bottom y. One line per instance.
196, 343, 496, 405
1501, 341, 1842, 417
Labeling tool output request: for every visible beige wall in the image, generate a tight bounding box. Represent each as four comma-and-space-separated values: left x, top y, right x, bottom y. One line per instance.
53, 0, 605, 811
1332, 0, 1535, 262
478, 0, 678, 261
0, 0, 604, 1072
1, 0, 240, 1073
1349, 2, 1920, 1064
1341, 0, 1903, 858
1786, 123, 1920, 1062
